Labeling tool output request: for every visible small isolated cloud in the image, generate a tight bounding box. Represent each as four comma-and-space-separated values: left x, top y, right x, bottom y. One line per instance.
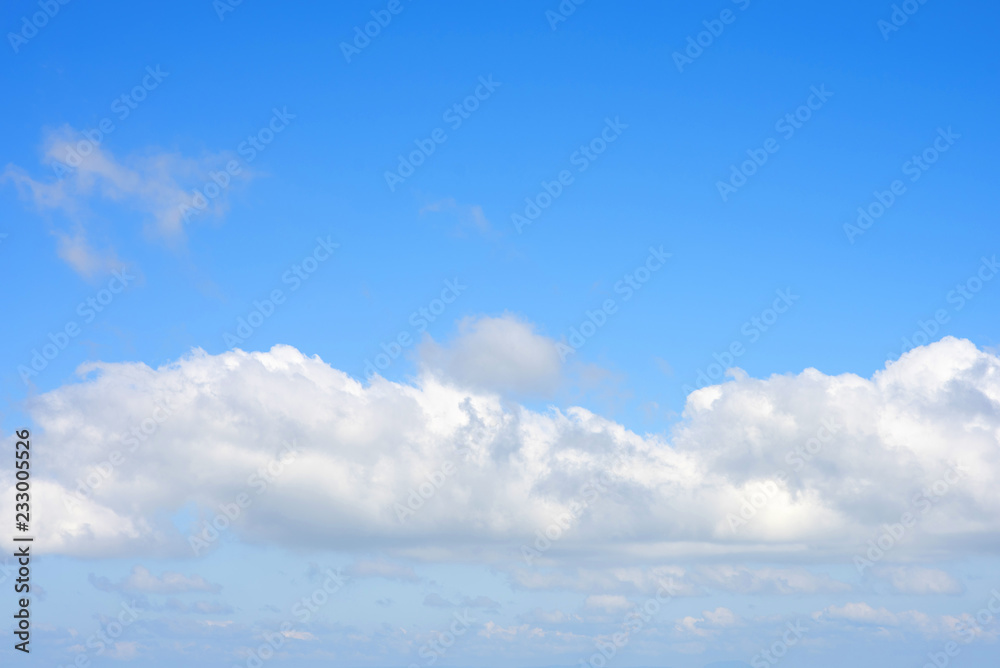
89, 565, 221, 594
674, 607, 740, 638
874, 566, 964, 595
103, 641, 139, 660
420, 197, 496, 239
345, 558, 419, 582
821, 602, 905, 627
419, 314, 563, 396
282, 630, 316, 641
3, 125, 250, 275
53, 229, 123, 278
654, 357, 674, 377
478, 621, 547, 641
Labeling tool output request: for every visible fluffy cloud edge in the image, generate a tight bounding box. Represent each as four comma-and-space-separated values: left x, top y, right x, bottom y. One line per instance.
1, 333, 998, 570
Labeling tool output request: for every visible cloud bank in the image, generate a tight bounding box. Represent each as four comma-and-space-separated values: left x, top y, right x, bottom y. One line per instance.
5, 331, 999, 568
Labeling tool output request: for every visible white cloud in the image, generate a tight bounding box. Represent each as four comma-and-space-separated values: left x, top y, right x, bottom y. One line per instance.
3, 125, 249, 275
102, 640, 139, 660
418, 314, 564, 396
674, 607, 739, 638
478, 622, 546, 641
53, 228, 123, 278
823, 601, 901, 626
873, 566, 964, 595
5, 335, 1000, 568
817, 601, 940, 637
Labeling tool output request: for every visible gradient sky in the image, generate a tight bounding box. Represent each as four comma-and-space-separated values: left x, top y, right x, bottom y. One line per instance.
2, 1, 1000, 667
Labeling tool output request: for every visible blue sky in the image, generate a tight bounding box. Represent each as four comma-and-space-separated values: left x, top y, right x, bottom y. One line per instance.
2, 1, 1000, 666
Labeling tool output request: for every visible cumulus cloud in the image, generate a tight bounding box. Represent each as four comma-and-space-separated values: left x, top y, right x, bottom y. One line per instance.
2, 125, 250, 275
4, 335, 1000, 569
418, 314, 564, 396
822, 601, 903, 626
89, 565, 221, 594
674, 607, 740, 638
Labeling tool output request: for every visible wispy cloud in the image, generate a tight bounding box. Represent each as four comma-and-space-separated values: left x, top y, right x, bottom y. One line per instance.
420, 197, 498, 239
89, 565, 221, 594
3, 125, 250, 276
